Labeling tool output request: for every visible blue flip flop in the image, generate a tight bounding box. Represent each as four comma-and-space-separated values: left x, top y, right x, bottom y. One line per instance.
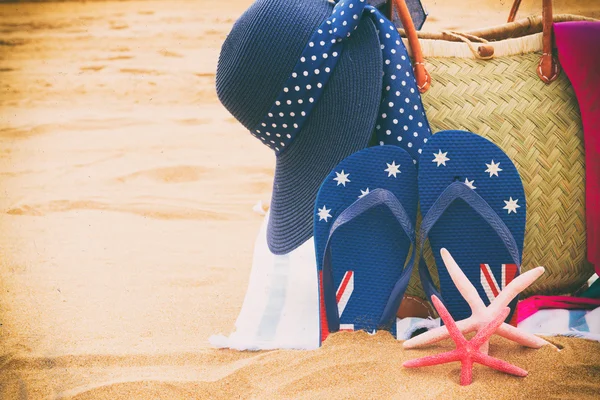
417, 130, 526, 323
314, 145, 418, 343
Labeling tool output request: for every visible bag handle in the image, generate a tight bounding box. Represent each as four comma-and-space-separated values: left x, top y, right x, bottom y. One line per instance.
392, 0, 560, 89
389, 0, 430, 92
507, 0, 523, 23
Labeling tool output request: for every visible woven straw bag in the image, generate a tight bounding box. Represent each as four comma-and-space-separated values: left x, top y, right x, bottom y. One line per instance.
390, 0, 597, 297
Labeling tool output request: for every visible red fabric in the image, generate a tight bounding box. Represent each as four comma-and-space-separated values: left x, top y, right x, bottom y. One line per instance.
504, 264, 519, 326
554, 22, 600, 273
318, 271, 329, 342
517, 295, 600, 323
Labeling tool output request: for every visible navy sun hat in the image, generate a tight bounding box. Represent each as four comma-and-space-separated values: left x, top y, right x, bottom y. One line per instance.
217, 0, 382, 254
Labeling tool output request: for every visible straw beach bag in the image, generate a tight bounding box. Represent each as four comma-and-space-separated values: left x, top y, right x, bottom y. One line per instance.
392, 0, 597, 297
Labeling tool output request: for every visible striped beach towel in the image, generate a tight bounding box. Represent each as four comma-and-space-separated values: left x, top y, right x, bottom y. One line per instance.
517, 307, 600, 342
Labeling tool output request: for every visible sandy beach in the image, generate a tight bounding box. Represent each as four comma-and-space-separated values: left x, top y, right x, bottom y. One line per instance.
0, 0, 599, 398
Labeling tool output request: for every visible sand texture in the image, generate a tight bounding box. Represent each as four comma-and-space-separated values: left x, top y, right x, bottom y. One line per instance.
0, 0, 599, 398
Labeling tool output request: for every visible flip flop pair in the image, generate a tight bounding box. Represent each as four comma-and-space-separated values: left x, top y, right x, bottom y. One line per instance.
314, 131, 526, 344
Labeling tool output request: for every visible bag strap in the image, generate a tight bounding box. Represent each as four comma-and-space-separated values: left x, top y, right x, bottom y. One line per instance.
538, 0, 560, 83
507, 0, 523, 23
394, 0, 560, 88
389, 0, 430, 92
508, 0, 560, 83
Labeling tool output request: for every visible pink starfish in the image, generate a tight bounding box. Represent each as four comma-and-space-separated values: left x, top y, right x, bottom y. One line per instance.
404, 248, 549, 354
403, 295, 528, 385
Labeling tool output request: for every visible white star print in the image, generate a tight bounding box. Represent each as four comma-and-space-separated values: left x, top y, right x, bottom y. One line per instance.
317, 205, 332, 222
432, 150, 450, 167
503, 197, 520, 214
333, 170, 351, 186
384, 161, 401, 177
358, 188, 370, 199
485, 160, 503, 177
464, 178, 476, 190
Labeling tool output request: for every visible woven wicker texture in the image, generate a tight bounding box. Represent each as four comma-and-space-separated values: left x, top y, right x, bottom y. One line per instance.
404, 52, 593, 299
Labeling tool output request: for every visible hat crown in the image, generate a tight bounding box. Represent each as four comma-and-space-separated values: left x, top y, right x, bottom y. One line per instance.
216, 0, 331, 131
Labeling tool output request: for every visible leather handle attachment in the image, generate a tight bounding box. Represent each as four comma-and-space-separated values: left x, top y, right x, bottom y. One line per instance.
508, 0, 560, 83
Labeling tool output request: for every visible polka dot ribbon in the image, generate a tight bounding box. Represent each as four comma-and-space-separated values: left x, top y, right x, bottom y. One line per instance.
251, 0, 431, 163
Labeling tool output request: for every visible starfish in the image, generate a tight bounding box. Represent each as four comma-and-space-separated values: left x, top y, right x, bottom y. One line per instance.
403, 248, 549, 354
403, 295, 528, 385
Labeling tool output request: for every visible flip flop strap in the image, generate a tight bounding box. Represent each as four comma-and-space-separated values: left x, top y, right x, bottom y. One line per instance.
418, 181, 522, 301
322, 188, 416, 333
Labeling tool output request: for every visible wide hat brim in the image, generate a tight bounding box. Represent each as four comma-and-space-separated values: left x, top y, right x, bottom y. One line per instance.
217, 0, 382, 254
268, 17, 382, 254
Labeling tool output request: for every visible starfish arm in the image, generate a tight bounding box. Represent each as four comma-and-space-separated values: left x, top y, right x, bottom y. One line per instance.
471, 307, 511, 349
403, 318, 476, 349
479, 339, 490, 355
403, 349, 462, 368
472, 352, 528, 377
489, 267, 545, 314
460, 357, 473, 386
440, 249, 486, 311
496, 323, 550, 349
431, 296, 468, 346
431, 295, 467, 346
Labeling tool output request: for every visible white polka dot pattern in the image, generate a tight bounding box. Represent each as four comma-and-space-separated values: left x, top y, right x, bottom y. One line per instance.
368, 8, 431, 162
251, 0, 366, 154
251, 0, 432, 160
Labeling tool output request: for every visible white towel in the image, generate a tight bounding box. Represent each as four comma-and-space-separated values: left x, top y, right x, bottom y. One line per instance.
209, 213, 472, 349
210, 213, 320, 350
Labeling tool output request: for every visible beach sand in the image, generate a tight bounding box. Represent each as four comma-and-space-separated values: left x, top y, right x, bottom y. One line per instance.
0, 0, 599, 398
